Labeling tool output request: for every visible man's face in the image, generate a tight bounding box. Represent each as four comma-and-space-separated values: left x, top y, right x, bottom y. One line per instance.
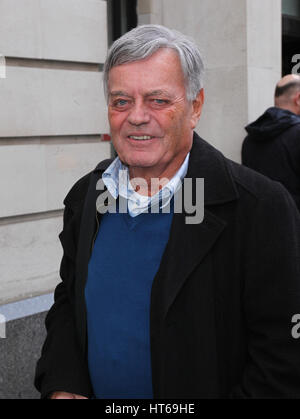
107, 49, 204, 179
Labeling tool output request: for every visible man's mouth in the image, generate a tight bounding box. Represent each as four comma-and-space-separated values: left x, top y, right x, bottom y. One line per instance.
128, 135, 156, 141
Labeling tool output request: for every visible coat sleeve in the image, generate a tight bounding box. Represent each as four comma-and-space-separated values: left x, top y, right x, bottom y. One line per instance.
231, 183, 300, 398
34, 204, 93, 399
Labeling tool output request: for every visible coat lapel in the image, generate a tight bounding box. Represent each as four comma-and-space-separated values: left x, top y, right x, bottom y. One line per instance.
151, 133, 239, 331
151, 209, 227, 328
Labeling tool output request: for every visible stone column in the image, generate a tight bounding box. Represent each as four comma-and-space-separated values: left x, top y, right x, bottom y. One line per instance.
137, 0, 282, 162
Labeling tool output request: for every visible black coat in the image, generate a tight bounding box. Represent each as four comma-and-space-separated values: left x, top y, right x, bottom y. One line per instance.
35, 133, 300, 398
242, 107, 300, 211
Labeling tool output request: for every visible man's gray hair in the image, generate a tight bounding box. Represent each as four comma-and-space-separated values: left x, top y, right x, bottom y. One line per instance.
103, 24, 204, 102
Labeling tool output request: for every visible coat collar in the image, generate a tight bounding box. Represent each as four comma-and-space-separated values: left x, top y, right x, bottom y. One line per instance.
186, 132, 239, 205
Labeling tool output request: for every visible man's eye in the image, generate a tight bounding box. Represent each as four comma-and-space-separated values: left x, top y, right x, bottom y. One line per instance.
153, 99, 168, 104
114, 99, 128, 107
148, 99, 170, 107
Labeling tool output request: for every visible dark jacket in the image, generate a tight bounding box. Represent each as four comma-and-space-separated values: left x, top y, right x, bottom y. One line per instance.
242, 107, 300, 210
35, 133, 300, 399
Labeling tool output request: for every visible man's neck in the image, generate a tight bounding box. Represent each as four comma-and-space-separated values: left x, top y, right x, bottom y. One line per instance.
277, 104, 299, 116
128, 154, 189, 197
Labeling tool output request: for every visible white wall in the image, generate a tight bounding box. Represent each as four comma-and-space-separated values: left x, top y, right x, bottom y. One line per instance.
0, 0, 110, 303
0, 0, 107, 63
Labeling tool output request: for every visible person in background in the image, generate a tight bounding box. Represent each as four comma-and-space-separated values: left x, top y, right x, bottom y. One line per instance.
242, 74, 300, 211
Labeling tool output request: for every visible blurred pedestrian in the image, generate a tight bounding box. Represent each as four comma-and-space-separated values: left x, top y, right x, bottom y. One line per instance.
242, 74, 300, 210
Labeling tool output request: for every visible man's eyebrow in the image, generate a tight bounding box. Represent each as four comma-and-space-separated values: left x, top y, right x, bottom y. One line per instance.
109, 91, 132, 97
144, 90, 172, 98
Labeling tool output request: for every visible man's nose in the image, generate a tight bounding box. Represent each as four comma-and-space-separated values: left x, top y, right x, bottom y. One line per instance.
127, 102, 150, 126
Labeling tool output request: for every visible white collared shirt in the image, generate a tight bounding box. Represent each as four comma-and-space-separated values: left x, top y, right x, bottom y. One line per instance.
102, 153, 190, 217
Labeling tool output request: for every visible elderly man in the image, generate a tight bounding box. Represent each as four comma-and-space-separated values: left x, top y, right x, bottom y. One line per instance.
35, 25, 300, 399
242, 74, 300, 211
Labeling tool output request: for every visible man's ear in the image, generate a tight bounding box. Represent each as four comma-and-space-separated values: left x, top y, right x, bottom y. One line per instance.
293, 91, 300, 115
191, 89, 204, 129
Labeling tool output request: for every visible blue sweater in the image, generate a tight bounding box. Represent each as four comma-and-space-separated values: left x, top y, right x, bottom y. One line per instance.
85, 209, 174, 399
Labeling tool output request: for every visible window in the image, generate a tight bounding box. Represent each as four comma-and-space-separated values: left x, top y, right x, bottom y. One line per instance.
107, 0, 138, 45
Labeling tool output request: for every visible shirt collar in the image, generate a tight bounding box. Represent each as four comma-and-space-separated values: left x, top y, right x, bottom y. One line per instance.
102, 153, 190, 217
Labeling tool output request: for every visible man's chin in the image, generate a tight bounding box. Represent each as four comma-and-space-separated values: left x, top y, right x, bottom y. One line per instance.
119, 154, 158, 169
124, 160, 156, 169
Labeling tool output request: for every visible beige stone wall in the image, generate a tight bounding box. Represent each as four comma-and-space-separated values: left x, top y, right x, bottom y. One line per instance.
137, 0, 282, 162
0, 0, 110, 304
